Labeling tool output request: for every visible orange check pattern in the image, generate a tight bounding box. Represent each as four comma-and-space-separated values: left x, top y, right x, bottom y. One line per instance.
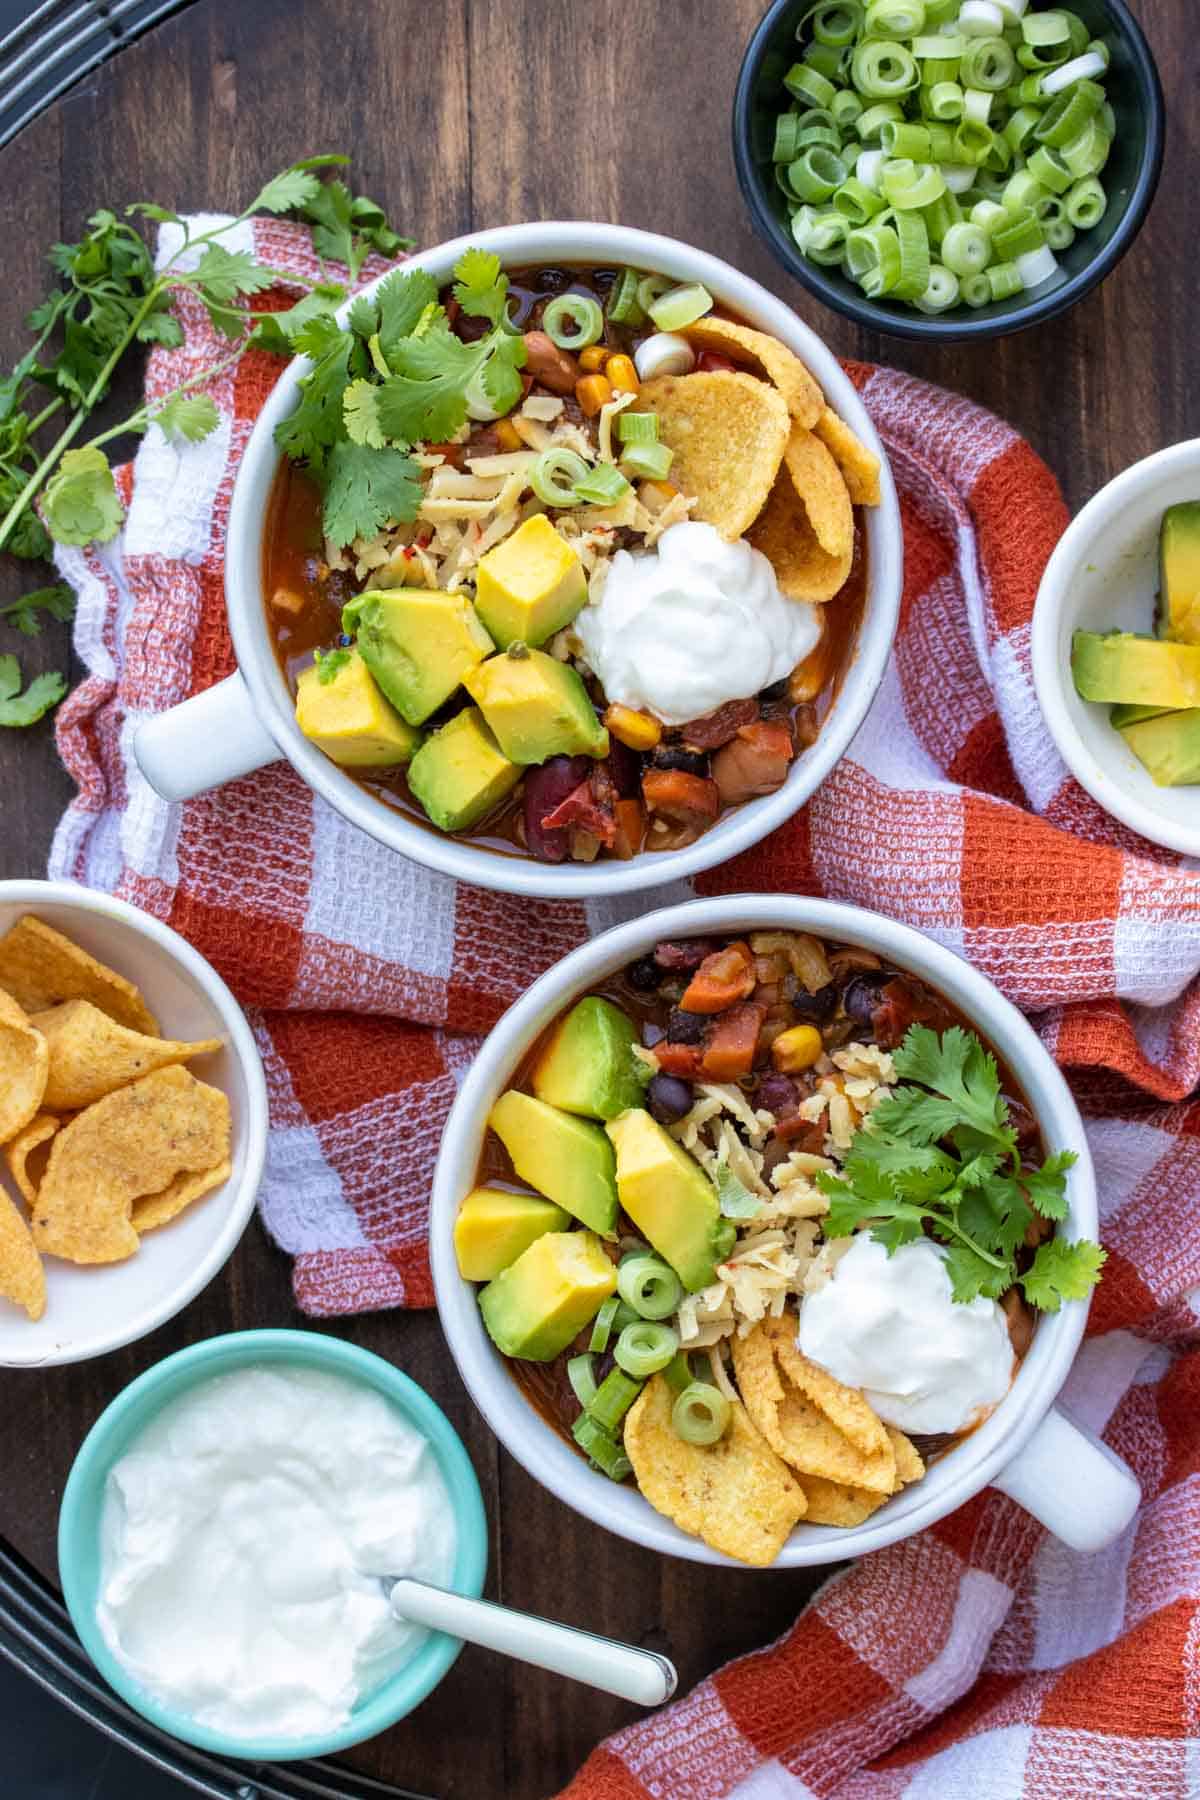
47, 223, 1200, 1795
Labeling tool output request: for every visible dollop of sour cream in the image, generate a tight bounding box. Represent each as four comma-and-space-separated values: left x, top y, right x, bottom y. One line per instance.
575, 520, 820, 726
97, 1366, 457, 1741
797, 1235, 1015, 1435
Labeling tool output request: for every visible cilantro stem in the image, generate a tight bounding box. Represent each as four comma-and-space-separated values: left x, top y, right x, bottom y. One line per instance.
928, 1207, 1008, 1269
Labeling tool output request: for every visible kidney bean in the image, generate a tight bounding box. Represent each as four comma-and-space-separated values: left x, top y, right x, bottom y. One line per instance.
641, 1021, 666, 1048
522, 330, 580, 394
791, 983, 837, 1022
523, 755, 591, 862
666, 1006, 708, 1045
647, 1074, 694, 1125
679, 698, 759, 752
756, 1073, 801, 1119
1001, 1289, 1036, 1358
652, 938, 723, 971
605, 737, 642, 798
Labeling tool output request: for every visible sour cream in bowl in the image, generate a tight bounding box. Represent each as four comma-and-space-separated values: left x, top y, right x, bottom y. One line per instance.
59, 1330, 486, 1760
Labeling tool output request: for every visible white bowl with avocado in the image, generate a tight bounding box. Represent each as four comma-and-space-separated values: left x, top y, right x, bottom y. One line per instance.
1033, 440, 1200, 861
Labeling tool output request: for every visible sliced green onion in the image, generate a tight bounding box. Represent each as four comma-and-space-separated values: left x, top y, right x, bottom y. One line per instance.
572, 1412, 631, 1481
892, 209, 932, 298
1085, 38, 1110, 72
881, 121, 932, 160
927, 79, 965, 120
982, 132, 1013, 174
856, 100, 905, 140
530, 447, 589, 508
568, 1352, 598, 1411
961, 36, 1015, 89
788, 145, 849, 202
941, 220, 991, 275
543, 293, 604, 351
614, 1321, 679, 1379
1004, 105, 1043, 153
635, 274, 671, 314
920, 190, 961, 245
812, 0, 864, 46
865, 0, 926, 33
856, 147, 887, 189
804, 40, 845, 79
953, 116, 995, 163
986, 258, 1024, 299
1019, 10, 1071, 54
617, 1252, 683, 1321
588, 1293, 621, 1353
1060, 118, 1111, 179
831, 88, 864, 130
1017, 73, 1046, 105
959, 0, 1005, 34
882, 158, 946, 210
914, 264, 961, 312
962, 86, 993, 124
805, 210, 851, 265
672, 1381, 731, 1447
606, 268, 645, 326
1002, 168, 1047, 213
1065, 175, 1106, 229
962, 270, 993, 306
851, 40, 919, 99
589, 1367, 644, 1435
1033, 78, 1102, 146
1025, 144, 1072, 193
992, 208, 1044, 257
663, 1351, 694, 1395
925, 122, 958, 163
621, 441, 675, 482
1041, 48, 1107, 95
940, 163, 977, 194
785, 61, 837, 109
647, 282, 714, 332
913, 33, 964, 59
573, 463, 632, 507
617, 411, 658, 445
795, 117, 843, 152
834, 176, 888, 223
1044, 216, 1076, 251
919, 56, 962, 86
773, 112, 804, 162
846, 221, 902, 295
1015, 243, 1059, 288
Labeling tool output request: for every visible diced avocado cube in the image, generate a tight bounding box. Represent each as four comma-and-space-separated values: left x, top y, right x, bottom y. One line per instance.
1159, 503, 1200, 646
1111, 703, 1174, 729
346, 589, 494, 727
453, 1186, 571, 1281
488, 1090, 618, 1237
606, 1108, 736, 1293
407, 707, 521, 833
1119, 708, 1200, 787
478, 1229, 617, 1362
473, 514, 587, 649
1071, 632, 1200, 711
464, 647, 608, 764
294, 649, 422, 767
533, 998, 643, 1120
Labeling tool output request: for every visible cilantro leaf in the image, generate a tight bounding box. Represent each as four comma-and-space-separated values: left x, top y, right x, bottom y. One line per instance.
892, 1024, 1008, 1146
943, 1242, 1010, 1304
375, 268, 441, 363
315, 647, 351, 685
452, 248, 509, 327
957, 1178, 1032, 1261
250, 288, 345, 356
0, 584, 74, 637
375, 320, 481, 444
1021, 1238, 1107, 1313
41, 447, 124, 546
154, 392, 220, 444
320, 441, 422, 547
1020, 1149, 1077, 1222
346, 295, 379, 341
482, 332, 527, 415
274, 334, 354, 466
0, 655, 67, 726
869, 1086, 965, 1147
713, 1164, 763, 1221
249, 166, 322, 216
136, 307, 184, 349
193, 244, 276, 305
342, 380, 388, 449
305, 179, 362, 276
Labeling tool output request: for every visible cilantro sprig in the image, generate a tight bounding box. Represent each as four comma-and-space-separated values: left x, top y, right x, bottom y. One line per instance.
277, 248, 527, 547
817, 1024, 1105, 1313
0, 154, 409, 724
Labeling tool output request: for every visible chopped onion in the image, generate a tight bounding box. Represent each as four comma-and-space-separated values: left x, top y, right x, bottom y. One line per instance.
633, 332, 695, 382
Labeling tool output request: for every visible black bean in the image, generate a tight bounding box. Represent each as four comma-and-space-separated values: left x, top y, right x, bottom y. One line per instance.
642, 1021, 666, 1048
667, 1007, 708, 1046
843, 974, 887, 1024
626, 956, 661, 992
647, 1074, 693, 1125
791, 982, 837, 1022
606, 736, 643, 799
651, 745, 709, 776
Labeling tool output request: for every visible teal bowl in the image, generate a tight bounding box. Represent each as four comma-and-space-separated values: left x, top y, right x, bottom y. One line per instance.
58, 1329, 488, 1762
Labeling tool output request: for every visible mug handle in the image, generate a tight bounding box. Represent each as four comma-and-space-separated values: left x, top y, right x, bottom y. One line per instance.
992, 1404, 1141, 1553
134, 672, 282, 803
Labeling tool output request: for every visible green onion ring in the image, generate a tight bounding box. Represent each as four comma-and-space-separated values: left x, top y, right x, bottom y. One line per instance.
882, 158, 946, 210
914, 264, 961, 312
864, 0, 926, 35
1045, 216, 1076, 251
672, 1381, 732, 1447
571, 1412, 631, 1481
614, 1321, 679, 1379
568, 1352, 598, 1411
542, 293, 604, 351
588, 1366, 644, 1435
961, 36, 1015, 90
927, 80, 965, 120
941, 220, 991, 275
605, 268, 645, 325
986, 259, 1024, 300
1065, 175, 1106, 230
851, 40, 919, 99
588, 1294, 621, 1353
785, 61, 837, 109
616, 1252, 683, 1321
891, 209, 933, 299
811, 0, 864, 46
530, 447, 589, 508
961, 270, 993, 306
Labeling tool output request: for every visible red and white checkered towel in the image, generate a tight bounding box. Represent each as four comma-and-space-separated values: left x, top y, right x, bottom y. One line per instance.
49, 221, 1200, 1794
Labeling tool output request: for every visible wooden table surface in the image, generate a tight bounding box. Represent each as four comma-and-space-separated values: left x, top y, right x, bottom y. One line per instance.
0, 1, 1189, 1793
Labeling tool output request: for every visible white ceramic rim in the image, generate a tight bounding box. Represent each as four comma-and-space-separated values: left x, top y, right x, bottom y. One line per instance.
224, 221, 903, 898
1031, 437, 1200, 860
0, 881, 268, 1367
430, 894, 1097, 1569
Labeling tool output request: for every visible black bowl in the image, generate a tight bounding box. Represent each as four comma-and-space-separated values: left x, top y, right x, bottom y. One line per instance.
733, 0, 1164, 342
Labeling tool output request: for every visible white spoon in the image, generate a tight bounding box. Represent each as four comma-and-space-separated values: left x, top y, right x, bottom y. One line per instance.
387, 1577, 677, 1706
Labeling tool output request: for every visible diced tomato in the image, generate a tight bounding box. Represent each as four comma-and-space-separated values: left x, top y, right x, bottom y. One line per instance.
679, 697, 759, 751
696, 351, 737, 373
680, 941, 756, 1014
641, 768, 721, 825
610, 797, 645, 861
773, 1114, 826, 1151
541, 779, 617, 847
424, 442, 466, 469
654, 1041, 705, 1078
701, 1001, 767, 1081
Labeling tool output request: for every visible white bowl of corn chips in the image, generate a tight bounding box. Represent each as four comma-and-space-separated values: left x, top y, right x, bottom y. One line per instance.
0, 883, 267, 1366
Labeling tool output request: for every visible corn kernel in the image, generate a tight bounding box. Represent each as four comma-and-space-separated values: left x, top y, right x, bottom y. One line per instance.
604, 703, 662, 752
771, 1025, 824, 1074
494, 419, 522, 452
575, 374, 613, 417
579, 345, 609, 372
605, 353, 639, 395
